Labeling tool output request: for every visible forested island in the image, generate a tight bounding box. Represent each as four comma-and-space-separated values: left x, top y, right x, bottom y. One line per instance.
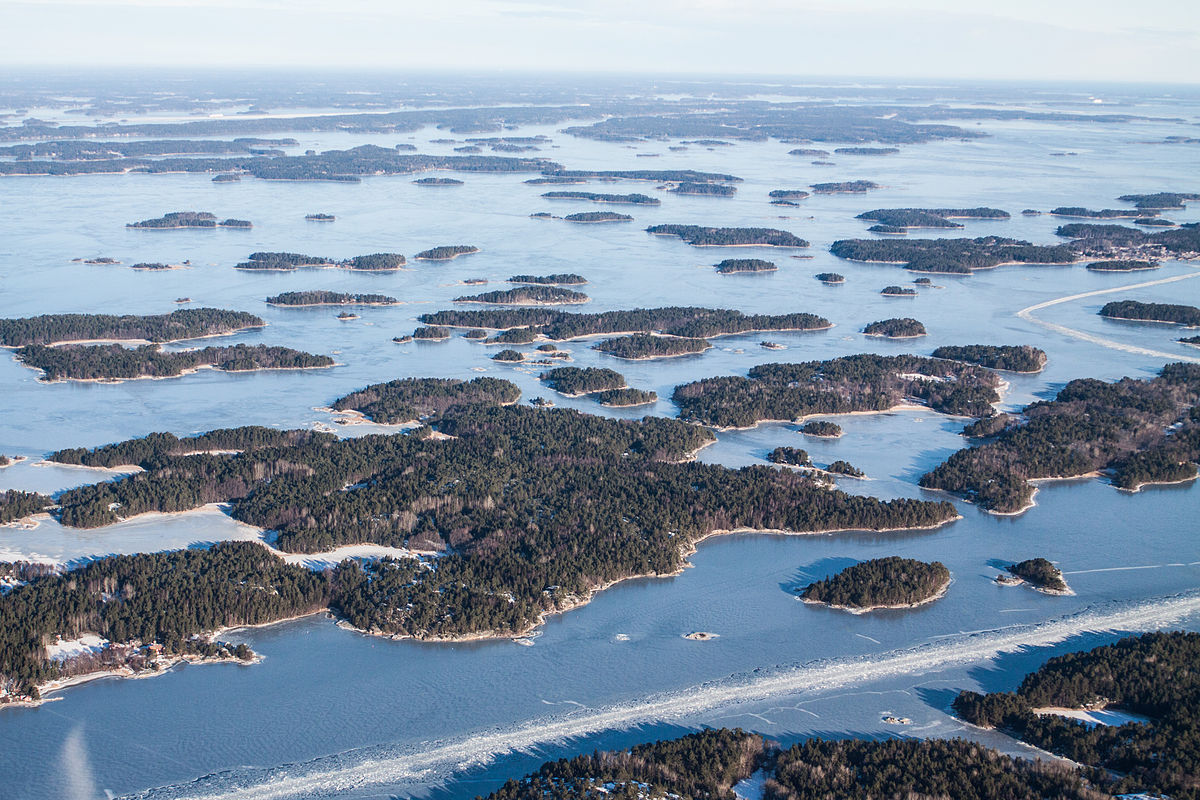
669, 182, 737, 196
414, 245, 480, 261
455, 286, 589, 305
0, 308, 264, 347
1050, 207, 1147, 219
331, 377, 520, 423
931, 344, 1047, 373
266, 291, 398, 307
826, 460, 864, 477
235, 251, 406, 271
714, 258, 777, 274
1055, 221, 1200, 260
1181, 335, 1200, 347
769, 189, 810, 200
1086, 259, 1159, 271
14, 343, 334, 382
411, 326, 451, 340
672, 354, 1001, 428
492, 349, 524, 362
540, 191, 659, 205
593, 334, 711, 360
834, 147, 899, 155
815, 272, 844, 284
830, 236, 1076, 274
593, 387, 658, 407
413, 177, 463, 186
857, 208, 1009, 229
799, 557, 951, 611
811, 180, 879, 193
540, 168, 740, 183
881, 286, 917, 296
1005, 557, 1069, 593
0, 489, 52, 524
767, 446, 810, 467
953, 631, 1200, 799
862, 318, 926, 338
564, 211, 633, 223
305, 213, 335, 221
508, 273, 587, 285
1099, 300, 1200, 326
419, 306, 830, 340
0, 137, 297, 159
127, 211, 251, 229
1118, 191, 1200, 209
919, 363, 1200, 512
478, 728, 1098, 800
539, 366, 627, 395
800, 420, 842, 437
647, 225, 808, 247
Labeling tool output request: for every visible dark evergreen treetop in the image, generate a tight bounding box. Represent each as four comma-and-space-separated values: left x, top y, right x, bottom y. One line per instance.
799, 557, 950, 609
0, 308, 264, 347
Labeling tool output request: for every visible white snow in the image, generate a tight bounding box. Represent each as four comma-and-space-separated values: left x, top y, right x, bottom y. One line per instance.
1035, 707, 1151, 727
269, 543, 427, 570
45, 633, 109, 661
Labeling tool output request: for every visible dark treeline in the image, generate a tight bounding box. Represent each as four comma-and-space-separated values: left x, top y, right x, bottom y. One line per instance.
43, 406, 956, 646
485, 328, 538, 345
815, 272, 844, 283
412, 326, 451, 340
456, 287, 589, 305
920, 363, 1200, 511
542, 169, 741, 182
540, 367, 627, 395
419, 306, 830, 341
267, 291, 397, 306
831, 236, 1077, 274
673, 354, 1001, 428
0, 542, 330, 700
414, 245, 480, 260
1050, 207, 1148, 219
508, 274, 587, 285
769, 189, 810, 200
715, 258, 777, 274
931, 344, 1047, 373
540, 191, 659, 205
492, 350, 524, 363
127, 211, 250, 229
834, 146, 900, 155
1100, 299, 1200, 326
330, 377, 521, 423
413, 177, 464, 186
768, 447, 810, 466
1086, 259, 1159, 271
593, 388, 658, 407
0, 137, 296, 160
881, 286, 917, 295
0, 308, 264, 347
799, 556, 950, 608
856, 207, 1010, 229
1056, 222, 1200, 258
237, 251, 406, 271
15, 343, 333, 382
826, 460, 864, 477
862, 318, 926, 337
669, 182, 736, 196
953, 631, 1200, 798
648, 225, 808, 247
50, 427, 328, 468
593, 334, 711, 359
811, 180, 879, 193
1118, 191, 1200, 209
1007, 557, 1068, 592
0, 490, 53, 524
564, 211, 632, 223
800, 420, 842, 437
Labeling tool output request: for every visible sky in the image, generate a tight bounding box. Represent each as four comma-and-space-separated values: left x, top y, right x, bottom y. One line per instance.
1, 0, 1198, 83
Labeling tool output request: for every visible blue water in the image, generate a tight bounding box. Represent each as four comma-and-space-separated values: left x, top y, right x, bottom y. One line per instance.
0, 83, 1198, 800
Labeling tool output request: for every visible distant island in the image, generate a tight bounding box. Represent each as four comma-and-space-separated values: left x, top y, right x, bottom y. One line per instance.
714, 258, 777, 274
266, 291, 399, 307
788, 148, 830, 156
863, 317, 926, 338
920, 362, 1200, 512
0, 308, 264, 347
564, 211, 632, 223
541, 191, 659, 205
411, 326, 451, 340
455, 286, 589, 305
508, 273, 587, 285
593, 334, 711, 360
540, 366, 627, 396
1118, 191, 1200, 210
331, 376, 520, 423
492, 349, 524, 362
212, 174, 240, 182
414, 245, 479, 261
486, 328, 539, 345
14, 343, 333, 382
647, 225, 808, 247
931, 344, 1047, 373
826, 460, 865, 477
800, 420, 842, 437
236, 251, 406, 271
769, 189, 810, 200
815, 272, 845, 284
669, 182, 736, 196
129, 262, 182, 271
857, 208, 1009, 229
540, 168, 741, 183
1050, 207, 1149, 219
127, 211, 251, 229
593, 387, 658, 407
1053, 222, 1200, 262
811, 180, 879, 193
413, 177, 463, 186
799, 557, 950, 612
523, 176, 586, 185
834, 147, 899, 156
1086, 259, 1159, 271
1004, 557, 1070, 593
831, 236, 1076, 274
305, 212, 335, 221
1181, 335, 1200, 347
881, 286, 917, 296
1099, 300, 1200, 327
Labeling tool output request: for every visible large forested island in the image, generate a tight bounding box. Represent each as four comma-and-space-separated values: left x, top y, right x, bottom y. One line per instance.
1055, 221, 1200, 260
455, 286, 590, 305
856, 208, 1010, 229
508, 273, 587, 285
419, 306, 830, 340
414, 245, 480, 260
266, 291, 398, 307
593, 387, 658, 407
830, 236, 1076, 274
862, 317, 925, 338
811, 180, 879, 193
541, 191, 659, 205
1099, 300, 1200, 326
1086, 259, 1159, 271
714, 258, 777, 274
648, 225, 808, 247
13, 343, 334, 382
236, 251, 406, 271
563, 211, 632, 223
0, 308, 264, 347
920, 363, 1200, 512
672, 354, 1002, 428
127, 211, 251, 229
952, 631, 1200, 799
329, 376, 520, 423
540, 168, 740, 183
479, 728, 1098, 800
593, 334, 711, 359
931, 344, 1047, 372
669, 181, 736, 196
799, 556, 951, 611
539, 366, 627, 395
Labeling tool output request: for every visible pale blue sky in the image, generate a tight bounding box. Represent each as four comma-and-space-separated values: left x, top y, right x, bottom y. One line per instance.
2, 0, 1198, 82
